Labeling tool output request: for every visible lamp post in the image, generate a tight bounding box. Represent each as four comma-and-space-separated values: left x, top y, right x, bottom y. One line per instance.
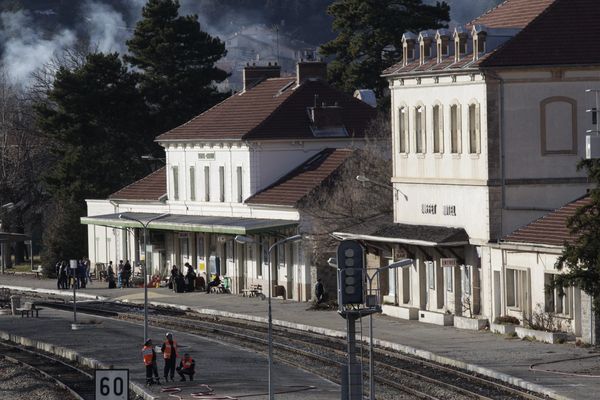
356, 175, 408, 201
119, 213, 169, 340
329, 256, 413, 400
365, 259, 413, 400
0, 202, 15, 274
234, 233, 302, 400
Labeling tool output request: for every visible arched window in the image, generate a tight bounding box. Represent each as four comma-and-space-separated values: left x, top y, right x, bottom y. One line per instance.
468, 103, 480, 154
398, 107, 408, 153
415, 105, 426, 153
432, 104, 443, 153
450, 104, 461, 154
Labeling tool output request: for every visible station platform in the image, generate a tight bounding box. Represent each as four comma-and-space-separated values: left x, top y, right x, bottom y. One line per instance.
1, 274, 599, 400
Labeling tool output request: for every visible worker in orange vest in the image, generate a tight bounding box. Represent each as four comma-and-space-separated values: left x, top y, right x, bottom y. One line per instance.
142, 339, 159, 385
161, 332, 178, 382
176, 353, 195, 381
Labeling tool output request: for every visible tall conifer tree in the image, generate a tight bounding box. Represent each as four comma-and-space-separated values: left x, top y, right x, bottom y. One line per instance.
320, 0, 449, 98
125, 0, 228, 133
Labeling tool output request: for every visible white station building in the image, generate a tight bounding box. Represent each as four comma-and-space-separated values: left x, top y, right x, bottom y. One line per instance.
336, 0, 599, 341
82, 61, 375, 301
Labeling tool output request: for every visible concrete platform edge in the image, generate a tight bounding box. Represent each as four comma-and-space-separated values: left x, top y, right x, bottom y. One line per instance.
0, 329, 155, 400
1, 285, 108, 301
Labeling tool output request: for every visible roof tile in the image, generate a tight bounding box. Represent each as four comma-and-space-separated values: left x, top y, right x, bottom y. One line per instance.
110, 167, 166, 201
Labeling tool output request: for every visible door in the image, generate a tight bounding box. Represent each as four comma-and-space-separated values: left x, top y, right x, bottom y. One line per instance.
493, 271, 501, 320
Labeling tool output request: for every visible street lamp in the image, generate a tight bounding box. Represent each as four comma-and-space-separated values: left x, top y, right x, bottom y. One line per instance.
0, 202, 15, 274
234, 233, 302, 400
329, 257, 414, 400
356, 175, 408, 201
118, 213, 169, 341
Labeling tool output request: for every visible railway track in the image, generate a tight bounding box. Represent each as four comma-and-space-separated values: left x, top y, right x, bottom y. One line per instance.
0, 340, 95, 400
35, 298, 548, 400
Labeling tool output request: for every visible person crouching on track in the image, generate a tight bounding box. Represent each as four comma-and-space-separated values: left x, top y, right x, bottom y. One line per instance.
142, 339, 160, 385
161, 332, 177, 382
176, 353, 195, 381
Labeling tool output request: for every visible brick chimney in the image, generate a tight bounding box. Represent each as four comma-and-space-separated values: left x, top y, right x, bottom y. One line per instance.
296, 61, 327, 86
243, 62, 281, 91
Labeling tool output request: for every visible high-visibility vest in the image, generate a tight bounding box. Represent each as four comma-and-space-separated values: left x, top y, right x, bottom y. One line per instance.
142, 345, 153, 366
163, 340, 177, 359
182, 358, 193, 369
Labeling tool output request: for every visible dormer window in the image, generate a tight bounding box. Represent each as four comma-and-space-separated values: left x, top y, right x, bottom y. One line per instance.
402, 33, 417, 66
307, 103, 348, 137
453, 28, 468, 62
435, 30, 450, 63
471, 25, 487, 61
418, 32, 433, 65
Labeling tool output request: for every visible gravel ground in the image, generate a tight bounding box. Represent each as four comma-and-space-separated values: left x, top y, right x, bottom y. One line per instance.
0, 357, 77, 400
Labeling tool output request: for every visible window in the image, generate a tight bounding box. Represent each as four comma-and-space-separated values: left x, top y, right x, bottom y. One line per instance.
446, 267, 453, 292
462, 265, 471, 295
219, 166, 225, 202
545, 274, 571, 316
450, 104, 460, 153
468, 103, 480, 154
433, 105, 443, 153
204, 166, 210, 201
236, 166, 243, 203
172, 166, 179, 200
506, 268, 527, 310
277, 243, 286, 267
398, 107, 408, 153
189, 166, 196, 201
427, 261, 435, 289
415, 106, 425, 153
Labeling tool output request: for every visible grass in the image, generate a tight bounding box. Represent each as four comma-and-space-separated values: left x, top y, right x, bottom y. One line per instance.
5, 256, 41, 273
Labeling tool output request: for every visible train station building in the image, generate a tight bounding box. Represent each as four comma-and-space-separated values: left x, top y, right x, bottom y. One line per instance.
335, 0, 599, 341
81, 61, 375, 301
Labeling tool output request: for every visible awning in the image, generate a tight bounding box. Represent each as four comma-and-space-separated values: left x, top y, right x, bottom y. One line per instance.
333, 222, 469, 247
81, 212, 298, 235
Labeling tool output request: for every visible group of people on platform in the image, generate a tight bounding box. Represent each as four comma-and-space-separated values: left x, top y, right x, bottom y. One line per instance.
169, 262, 202, 293
106, 260, 132, 289
55, 258, 92, 290
142, 332, 195, 386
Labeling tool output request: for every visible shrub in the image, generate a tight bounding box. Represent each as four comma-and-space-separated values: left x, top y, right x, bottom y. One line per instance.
524, 304, 564, 333
494, 315, 520, 325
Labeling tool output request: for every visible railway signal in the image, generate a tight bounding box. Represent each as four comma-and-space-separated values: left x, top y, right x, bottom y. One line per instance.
336, 240, 365, 306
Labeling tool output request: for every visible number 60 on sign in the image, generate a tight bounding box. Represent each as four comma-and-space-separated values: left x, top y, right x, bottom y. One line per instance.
95, 369, 129, 400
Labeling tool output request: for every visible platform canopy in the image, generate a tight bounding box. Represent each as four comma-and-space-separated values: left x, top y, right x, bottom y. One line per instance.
81, 212, 298, 235
0, 232, 31, 243
333, 217, 469, 247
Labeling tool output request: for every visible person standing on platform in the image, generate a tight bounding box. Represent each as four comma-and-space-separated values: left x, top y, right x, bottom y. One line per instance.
315, 278, 325, 304
122, 260, 131, 288
142, 339, 160, 385
161, 332, 177, 382
176, 353, 195, 381
185, 263, 196, 292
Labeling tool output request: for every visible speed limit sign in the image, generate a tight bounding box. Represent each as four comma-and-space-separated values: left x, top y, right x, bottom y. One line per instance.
95, 369, 129, 400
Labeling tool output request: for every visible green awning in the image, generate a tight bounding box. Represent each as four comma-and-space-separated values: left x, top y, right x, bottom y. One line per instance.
81, 212, 298, 235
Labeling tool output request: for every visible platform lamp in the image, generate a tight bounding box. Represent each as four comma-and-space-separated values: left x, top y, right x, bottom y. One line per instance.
118, 213, 169, 341
234, 233, 302, 400
356, 175, 408, 201
329, 255, 414, 400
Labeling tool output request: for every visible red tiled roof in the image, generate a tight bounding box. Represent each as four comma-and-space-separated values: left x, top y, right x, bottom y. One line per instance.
245, 148, 354, 207
482, 0, 600, 68
110, 167, 166, 201
157, 78, 376, 142
502, 195, 591, 246
468, 0, 554, 29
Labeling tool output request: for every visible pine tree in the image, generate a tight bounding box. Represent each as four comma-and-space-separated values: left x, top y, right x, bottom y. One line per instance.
320, 0, 449, 98
125, 0, 228, 134
36, 52, 151, 263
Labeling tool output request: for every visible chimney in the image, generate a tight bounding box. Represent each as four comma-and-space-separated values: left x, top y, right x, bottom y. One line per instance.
243, 62, 281, 91
296, 61, 327, 86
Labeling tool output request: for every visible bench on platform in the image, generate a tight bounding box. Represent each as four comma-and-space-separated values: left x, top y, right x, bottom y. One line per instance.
242, 284, 264, 299
0, 288, 10, 304
15, 302, 43, 318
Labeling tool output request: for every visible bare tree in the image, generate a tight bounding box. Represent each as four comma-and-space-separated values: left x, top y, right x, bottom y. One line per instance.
299, 112, 393, 289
